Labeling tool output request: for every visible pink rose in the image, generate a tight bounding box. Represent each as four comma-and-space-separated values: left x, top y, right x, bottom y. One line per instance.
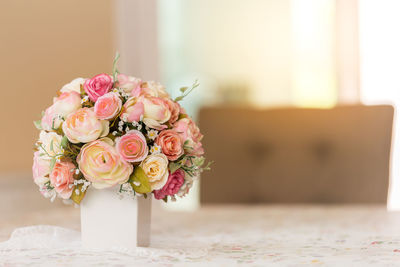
155, 129, 184, 161
164, 99, 180, 124
117, 74, 141, 95
41, 91, 81, 131
153, 169, 185, 200
77, 138, 133, 189
116, 130, 149, 163
173, 118, 204, 156
84, 73, 113, 102
142, 96, 171, 130
120, 96, 144, 122
49, 160, 75, 199
94, 92, 122, 120
32, 151, 50, 187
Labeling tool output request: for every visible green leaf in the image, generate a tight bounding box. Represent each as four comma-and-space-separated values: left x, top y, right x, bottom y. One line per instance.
174, 96, 184, 102
112, 51, 120, 82
180, 86, 188, 93
80, 84, 85, 95
129, 167, 151, 194
193, 156, 205, 167
169, 162, 182, 174
33, 120, 42, 130
61, 136, 68, 149
71, 184, 86, 205
162, 196, 168, 203
49, 140, 54, 152
49, 158, 56, 171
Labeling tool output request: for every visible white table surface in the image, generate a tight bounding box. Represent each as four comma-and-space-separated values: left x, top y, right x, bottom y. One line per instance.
1, 177, 400, 266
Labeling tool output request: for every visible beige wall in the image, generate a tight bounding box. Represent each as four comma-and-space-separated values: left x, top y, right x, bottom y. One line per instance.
0, 0, 114, 172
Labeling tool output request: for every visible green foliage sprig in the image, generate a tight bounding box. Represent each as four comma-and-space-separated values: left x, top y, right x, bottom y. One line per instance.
174, 80, 200, 102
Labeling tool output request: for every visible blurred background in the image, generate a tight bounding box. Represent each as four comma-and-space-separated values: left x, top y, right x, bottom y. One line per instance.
1, 0, 400, 222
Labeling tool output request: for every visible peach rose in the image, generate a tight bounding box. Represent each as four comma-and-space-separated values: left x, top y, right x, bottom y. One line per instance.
84, 73, 113, 102
173, 118, 204, 156
164, 99, 180, 124
153, 169, 185, 200
140, 154, 169, 190
155, 129, 184, 161
117, 74, 141, 95
49, 160, 75, 199
41, 91, 81, 131
120, 96, 144, 122
140, 81, 170, 98
94, 92, 122, 120
60, 78, 86, 93
62, 108, 109, 143
142, 96, 171, 130
116, 130, 148, 163
32, 151, 50, 187
77, 138, 133, 189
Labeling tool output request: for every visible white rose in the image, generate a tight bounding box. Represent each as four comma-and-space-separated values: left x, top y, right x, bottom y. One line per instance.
140, 153, 169, 190
60, 78, 86, 93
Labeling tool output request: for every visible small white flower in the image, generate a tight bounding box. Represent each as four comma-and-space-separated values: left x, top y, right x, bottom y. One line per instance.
121, 113, 128, 122
118, 121, 124, 127
137, 124, 142, 131
112, 88, 119, 94
131, 121, 138, 127
125, 126, 130, 132
118, 126, 123, 132
75, 189, 80, 195
147, 129, 158, 140
81, 96, 89, 104
112, 131, 118, 136
150, 144, 162, 154
75, 169, 80, 175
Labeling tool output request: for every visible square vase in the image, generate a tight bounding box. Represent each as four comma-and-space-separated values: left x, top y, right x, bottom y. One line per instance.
80, 185, 152, 249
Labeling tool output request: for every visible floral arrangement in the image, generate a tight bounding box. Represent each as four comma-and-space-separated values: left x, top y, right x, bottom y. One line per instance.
32, 54, 211, 204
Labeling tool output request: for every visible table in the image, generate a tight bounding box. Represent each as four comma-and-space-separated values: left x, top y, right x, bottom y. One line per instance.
1, 177, 400, 266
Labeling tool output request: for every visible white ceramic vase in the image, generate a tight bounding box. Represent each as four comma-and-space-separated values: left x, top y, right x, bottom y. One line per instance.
80, 185, 152, 249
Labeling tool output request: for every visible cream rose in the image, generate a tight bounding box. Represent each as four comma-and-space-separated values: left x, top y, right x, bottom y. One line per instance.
38, 131, 63, 158
140, 81, 170, 98
62, 108, 109, 143
77, 138, 133, 189
140, 153, 169, 190
142, 97, 171, 130
60, 78, 86, 93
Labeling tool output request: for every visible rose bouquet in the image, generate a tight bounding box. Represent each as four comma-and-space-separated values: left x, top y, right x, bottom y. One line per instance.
32, 54, 211, 205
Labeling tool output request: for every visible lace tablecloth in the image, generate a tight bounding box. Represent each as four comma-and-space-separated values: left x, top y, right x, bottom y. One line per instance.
1, 205, 400, 266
